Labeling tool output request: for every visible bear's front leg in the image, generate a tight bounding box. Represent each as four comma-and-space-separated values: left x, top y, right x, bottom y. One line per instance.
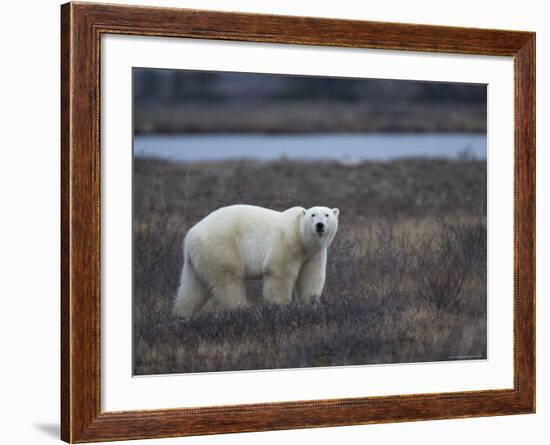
262, 257, 301, 305
263, 272, 295, 304
295, 249, 327, 304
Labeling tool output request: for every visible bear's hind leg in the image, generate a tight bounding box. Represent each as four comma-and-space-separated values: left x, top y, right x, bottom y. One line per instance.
173, 262, 210, 318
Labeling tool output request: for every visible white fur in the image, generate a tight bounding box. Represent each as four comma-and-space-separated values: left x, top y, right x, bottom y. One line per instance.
173, 204, 339, 317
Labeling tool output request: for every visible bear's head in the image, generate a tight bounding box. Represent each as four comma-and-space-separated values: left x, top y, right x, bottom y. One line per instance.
300, 206, 339, 254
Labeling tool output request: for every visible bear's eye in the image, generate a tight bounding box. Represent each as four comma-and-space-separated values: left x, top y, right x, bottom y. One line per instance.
325, 213, 328, 217
311, 214, 315, 217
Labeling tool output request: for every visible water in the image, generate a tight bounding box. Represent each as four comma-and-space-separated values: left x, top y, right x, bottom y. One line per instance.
134, 133, 486, 163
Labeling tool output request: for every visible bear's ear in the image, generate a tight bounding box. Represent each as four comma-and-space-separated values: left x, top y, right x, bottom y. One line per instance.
332, 208, 340, 218
302, 209, 306, 216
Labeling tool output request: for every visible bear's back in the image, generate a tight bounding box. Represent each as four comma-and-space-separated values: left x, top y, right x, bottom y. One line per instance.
187, 205, 282, 244
185, 205, 290, 279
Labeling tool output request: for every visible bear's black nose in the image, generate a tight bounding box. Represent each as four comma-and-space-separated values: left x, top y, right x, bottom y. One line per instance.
316, 222, 324, 231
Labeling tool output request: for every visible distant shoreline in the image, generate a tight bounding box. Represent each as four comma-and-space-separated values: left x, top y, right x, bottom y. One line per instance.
134, 128, 488, 136
134, 101, 486, 135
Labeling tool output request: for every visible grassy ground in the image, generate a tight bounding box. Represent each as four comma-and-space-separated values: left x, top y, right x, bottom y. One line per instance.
133, 158, 487, 374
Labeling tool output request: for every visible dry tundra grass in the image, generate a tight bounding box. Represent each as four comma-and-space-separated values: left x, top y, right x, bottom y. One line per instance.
133, 158, 486, 374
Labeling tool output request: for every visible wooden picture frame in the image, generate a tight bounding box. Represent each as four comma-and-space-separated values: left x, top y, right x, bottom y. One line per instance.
61, 2, 535, 442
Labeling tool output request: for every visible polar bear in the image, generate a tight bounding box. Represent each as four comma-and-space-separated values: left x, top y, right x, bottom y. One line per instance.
173, 204, 339, 317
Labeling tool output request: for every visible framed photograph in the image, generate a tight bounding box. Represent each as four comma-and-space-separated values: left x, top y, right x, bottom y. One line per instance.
61, 2, 535, 442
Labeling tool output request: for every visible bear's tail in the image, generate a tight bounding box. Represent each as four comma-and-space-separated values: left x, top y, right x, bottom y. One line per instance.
173, 245, 209, 318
